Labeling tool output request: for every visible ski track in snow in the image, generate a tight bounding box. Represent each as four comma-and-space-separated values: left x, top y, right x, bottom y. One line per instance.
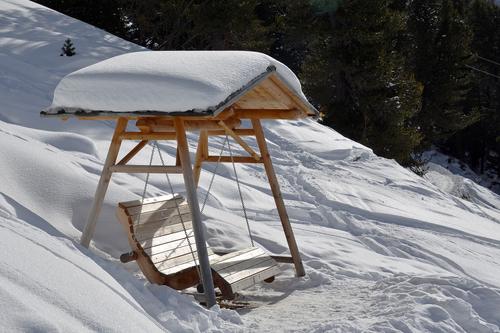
1, 1, 500, 332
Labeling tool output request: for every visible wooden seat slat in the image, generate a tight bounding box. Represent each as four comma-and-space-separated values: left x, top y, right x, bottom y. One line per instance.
133, 214, 192, 238
155, 253, 198, 271
143, 235, 196, 257
217, 254, 272, 279
127, 205, 191, 225
224, 257, 277, 284
123, 197, 186, 215
210, 247, 258, 265
211, 247, 266, 274
119, 195, 183, 208
230, 266, 281, 292
159, 254, 220, 275
135, 222, 193, 244
138, 229, 194, 250
150, 241, 209, 264
155, 248, 214, 271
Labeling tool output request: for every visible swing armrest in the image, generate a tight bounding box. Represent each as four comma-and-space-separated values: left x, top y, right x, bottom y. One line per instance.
120, 251, 138, 263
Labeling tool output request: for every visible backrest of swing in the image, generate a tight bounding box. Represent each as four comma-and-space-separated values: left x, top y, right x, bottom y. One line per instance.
117, 195, 215, 275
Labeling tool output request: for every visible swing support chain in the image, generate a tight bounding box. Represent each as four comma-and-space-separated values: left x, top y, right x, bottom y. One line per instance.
199, 134, 255, 247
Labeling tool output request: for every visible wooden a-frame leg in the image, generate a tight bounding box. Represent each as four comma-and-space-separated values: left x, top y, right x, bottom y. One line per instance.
80, 117, 128, 248
251, 119, 306, 277
175, 119, 217, 308
193, 129, 208, 187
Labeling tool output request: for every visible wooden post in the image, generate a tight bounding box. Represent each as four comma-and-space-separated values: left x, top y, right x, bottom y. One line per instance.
251, 119, 306, 277
174, 119, 217, 308
193, 129, 208, 187
80, 117, 128, 248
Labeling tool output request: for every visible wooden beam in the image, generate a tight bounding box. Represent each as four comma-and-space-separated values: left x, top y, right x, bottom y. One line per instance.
251, 119, 305, 277
270, 255, 294, 264
116, 140, 148, 165
137, 118, 241, 132
212, 107, 234, 120
269, 74, 312, 116
175, 147, 181, 167
174, 118, 217, 308
193, 130, 208, 187
233, 108, 306, 120
204, 156, 263, 163
109, 165, 183, 173
207, 128, 255, 136
218, 121, 260, 161
76, 116, 141, 121
80, 117, 128, 248
71, 114, 221, 121
120, 132, 176, 141
202, 132, 209, 157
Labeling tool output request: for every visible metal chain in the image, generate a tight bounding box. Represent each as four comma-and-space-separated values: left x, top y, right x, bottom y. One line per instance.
200, 135, 228, 213
226, 135, 254, 247
135, 140, 156, 226
153, 141, 202, 280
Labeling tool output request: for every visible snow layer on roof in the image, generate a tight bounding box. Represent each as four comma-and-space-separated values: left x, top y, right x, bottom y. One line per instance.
44, 50, 308, 115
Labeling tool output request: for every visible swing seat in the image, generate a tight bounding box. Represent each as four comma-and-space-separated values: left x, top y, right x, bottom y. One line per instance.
116, 195, 280, 299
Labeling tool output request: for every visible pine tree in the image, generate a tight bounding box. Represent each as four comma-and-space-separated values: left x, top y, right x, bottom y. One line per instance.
60, 38, 76, 56
121, 0, 268, 51
35, 0, 126, 37
302, 0, 422, 165
446, 0, 500, 176
409, 0, 478, 147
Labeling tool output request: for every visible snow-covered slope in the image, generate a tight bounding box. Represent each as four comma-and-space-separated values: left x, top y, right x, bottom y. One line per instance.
424, 149, 500, 198
1, 1, 500, 332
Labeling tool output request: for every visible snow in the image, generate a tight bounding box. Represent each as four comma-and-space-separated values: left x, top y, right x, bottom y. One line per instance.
43, 50, 310, 115
423, 149, 500, 196
2, 0, 500, 332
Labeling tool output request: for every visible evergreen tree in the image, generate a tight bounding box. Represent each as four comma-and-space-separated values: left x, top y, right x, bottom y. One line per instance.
60, 38, 76, 56
121, 0, 268, 51
35, 0, 126, 37
32, 0, 500, 182
255, 0, 319, 74
409, 0, 478, 147
446, 0, 500, 175
302, 0, 422, 165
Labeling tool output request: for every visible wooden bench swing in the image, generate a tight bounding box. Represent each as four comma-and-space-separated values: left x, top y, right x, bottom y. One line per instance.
41, 51, 318, 307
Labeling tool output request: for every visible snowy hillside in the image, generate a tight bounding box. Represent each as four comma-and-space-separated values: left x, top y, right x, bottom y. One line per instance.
1, 0, 500, 332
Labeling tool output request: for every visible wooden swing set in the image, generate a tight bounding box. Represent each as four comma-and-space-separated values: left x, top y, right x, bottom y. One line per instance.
42, 53, 317, 307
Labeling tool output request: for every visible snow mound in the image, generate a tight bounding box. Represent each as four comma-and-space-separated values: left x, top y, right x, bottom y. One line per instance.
43, 50, 309, 115
0, 197, 238, 332
425, 162, 500, 210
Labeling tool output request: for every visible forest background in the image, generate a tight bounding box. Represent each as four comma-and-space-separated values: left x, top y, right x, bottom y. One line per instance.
35, 0, 500, 190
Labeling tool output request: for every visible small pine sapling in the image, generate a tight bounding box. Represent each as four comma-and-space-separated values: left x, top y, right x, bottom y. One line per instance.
60, 38, 76, 56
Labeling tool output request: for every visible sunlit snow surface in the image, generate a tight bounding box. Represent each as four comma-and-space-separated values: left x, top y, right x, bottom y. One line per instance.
1, 0, 500, 332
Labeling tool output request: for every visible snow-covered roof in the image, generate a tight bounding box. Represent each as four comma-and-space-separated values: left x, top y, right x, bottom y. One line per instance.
42, 51, 317, 117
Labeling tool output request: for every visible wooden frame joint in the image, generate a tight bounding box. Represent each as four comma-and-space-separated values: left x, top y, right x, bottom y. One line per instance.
218, 121, 260, 161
